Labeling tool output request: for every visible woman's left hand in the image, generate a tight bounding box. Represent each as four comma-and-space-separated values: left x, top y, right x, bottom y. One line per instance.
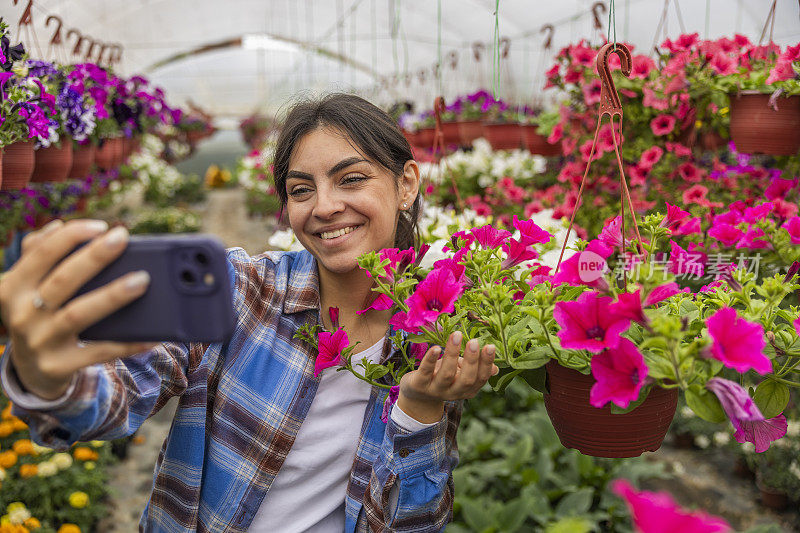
397, 331, 498, 424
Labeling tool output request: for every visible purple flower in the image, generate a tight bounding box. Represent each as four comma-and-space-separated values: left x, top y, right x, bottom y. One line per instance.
706, 377, 787, 453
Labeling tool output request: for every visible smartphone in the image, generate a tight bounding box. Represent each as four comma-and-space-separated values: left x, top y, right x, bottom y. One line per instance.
72, 234, 236, 343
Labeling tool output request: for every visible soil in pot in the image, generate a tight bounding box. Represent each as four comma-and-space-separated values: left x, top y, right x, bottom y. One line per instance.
543, 361, 679, 458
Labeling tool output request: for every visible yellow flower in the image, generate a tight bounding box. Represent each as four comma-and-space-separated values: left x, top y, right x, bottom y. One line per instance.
18, 464, 37, 479
719, 106, 729, 115
23, 517, 40, 529
0, 423, 13, 438
694, 120, 703, 129
89, 440, 105, 448
30, 443, 52, 456
83, 461, 96, 471
57, 525, 81, 533
72, 447, 98, 462
36, 462, 57, 478
0, 451, 17, 469
68, 492, 89, 509
51, 453, 73, 470
10, 420, 27, 433
5, 503, 30, 525
12, 440, 35, 457
0, 468, 5, 481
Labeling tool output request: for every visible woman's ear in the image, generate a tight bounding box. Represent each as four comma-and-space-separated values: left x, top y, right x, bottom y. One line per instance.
399, 160, 420, 209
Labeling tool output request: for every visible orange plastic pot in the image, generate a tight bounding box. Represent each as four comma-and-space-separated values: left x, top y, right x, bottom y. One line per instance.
1, 141, 35, 191
522, 125, 561, 156
482, 123, 523, 151
729, 92, 800, 155
543, 361, 678, 458
30, 142, 74, 183
457, 120, 484, 146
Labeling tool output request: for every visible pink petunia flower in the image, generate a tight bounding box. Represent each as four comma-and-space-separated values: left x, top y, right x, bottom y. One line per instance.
708, 222, 744, 247
669, 241, 705, 278
743, 202, 773, 223
590, 338, 648, 408
766, 59, 795, 84
650, 114, 677, 136
580, 139, 603, 162
609, 290, 647, 324
706, 377, 787, 453
599, 216, 623, 250
409, 342, 428, 362
709, 51, 738, 75
736, 228, 771, 250
643, 282, 685, 307
329, 306, 340, 329
665, 141, 692, 158
583, 78, 603, 106
783, 217, 800, 244
707, 307, 771, 374
682, 184, 710, 207
659, 202, 690, 231
554, 291, 631, 353
357, 294, 395, 315
611, 478, 732, 532
389, 310, 422, 335
470, 224, 511, 249
380, 385, 400, 423
677, 162, 704, 183
764, 177, 798, 200
513, 215, 551, 245
316, 328, 349, 377
404, 268, 465, 327
501, 239, 538, 269
795, 317, 800, 336
638, 146, 664, 170
631, 55, 656, 79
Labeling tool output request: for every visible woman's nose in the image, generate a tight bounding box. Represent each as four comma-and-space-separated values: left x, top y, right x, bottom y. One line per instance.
312, 188, 346, 218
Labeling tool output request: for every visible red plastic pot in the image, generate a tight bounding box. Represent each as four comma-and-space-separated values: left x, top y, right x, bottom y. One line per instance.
30, 142, 74, 183
457, 120, 484, 146
543, 361, 678, 458
69, 143, 96, 179
1, 141, 35, 191
729, 92, 800, 155
522, 125, 561, 156
440, 121, 461, 146
415, 128, 435, 150
482, 123, 523, 151
95, 137, 123, 171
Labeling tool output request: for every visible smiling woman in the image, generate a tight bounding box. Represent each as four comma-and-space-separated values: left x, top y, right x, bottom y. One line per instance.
0, 92, 498, 533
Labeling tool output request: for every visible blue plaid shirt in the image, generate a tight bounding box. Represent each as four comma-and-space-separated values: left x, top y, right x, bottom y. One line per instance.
2, 249, 461, 532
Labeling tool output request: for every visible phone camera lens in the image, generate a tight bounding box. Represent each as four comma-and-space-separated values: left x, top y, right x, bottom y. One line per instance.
181, 270, 197, 284
195, 252, 209, 266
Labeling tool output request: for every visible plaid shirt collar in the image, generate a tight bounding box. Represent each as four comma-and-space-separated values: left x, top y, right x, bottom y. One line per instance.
281, 249, 321, 315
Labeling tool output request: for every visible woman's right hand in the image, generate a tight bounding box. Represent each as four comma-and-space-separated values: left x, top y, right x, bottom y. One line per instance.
0, 219, 154, 401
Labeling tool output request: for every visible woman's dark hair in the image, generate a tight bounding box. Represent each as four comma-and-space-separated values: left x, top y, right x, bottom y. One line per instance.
273, 93, 420, 250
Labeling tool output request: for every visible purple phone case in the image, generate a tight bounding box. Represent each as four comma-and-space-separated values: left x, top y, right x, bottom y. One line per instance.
73, 234, 235, 343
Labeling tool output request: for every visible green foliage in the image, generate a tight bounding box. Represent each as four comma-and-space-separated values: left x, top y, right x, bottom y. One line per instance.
129, 207, 201, 234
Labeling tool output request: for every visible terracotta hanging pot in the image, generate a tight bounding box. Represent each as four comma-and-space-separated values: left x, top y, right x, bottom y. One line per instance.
95, 137, 123, 171
440, 121, 461, 146
457, 120, 484, 146
482, 123, 523, 151
729, 92, 800, 155
756, 479, 788, 511
69, 143, 96, 179
543, 361, 678, 458
0, 141, 35, 191
522, 125, 561, 156
415, 127, 435, 149
30, 142, 74, 183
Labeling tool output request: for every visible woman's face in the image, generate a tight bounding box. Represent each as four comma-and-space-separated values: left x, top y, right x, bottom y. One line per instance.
285, 126, 418, 276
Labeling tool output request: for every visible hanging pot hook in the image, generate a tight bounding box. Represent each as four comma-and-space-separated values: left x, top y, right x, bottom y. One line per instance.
540, 24, 555, 50
66, 28, 85, 56
596, 42, 631, 121
591, 2, 607, 30
500, 37, 511, 58
472, 41, 485, 61
447, 50, 458, 69
46, 15, 64, 45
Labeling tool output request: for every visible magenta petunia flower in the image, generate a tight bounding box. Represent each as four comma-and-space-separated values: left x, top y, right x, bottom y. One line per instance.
590, 338, 649, 408
356, 293, 395, 315
599, 216, 623, 250
611, 479, 732, 532
707, 307, 771, 374
638, 146, 664, 170
501, 239, 538, 269
389, 310, 422, 335
328, 306, 340, 329
736, 228, 771, 250
380, 385, 400, 423
709, 51, 738, 75
643, 282, 685, 307
554, 292, 631, 353
783, 217, 800, 244
708, 222, 744, 247
610, 291, 647, 324
404, 268, 465, 327
370, 247, 416, 281
409, 343, 429, 362
512, 215, 551, 246
316, 328, 349, 377
659, 202, 690, 231
470, 224, 511, 249
794, 317, 800, 336
706, 377, 787, 453
631, 55, 656, 79
650, 114, 677, 136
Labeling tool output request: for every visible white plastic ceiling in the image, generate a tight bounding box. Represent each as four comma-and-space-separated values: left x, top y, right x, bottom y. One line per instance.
3, 0, 799, 120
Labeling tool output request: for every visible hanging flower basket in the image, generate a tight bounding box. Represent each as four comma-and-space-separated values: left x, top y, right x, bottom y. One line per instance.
95, 137, 123, 171
441, 121, 461, 146
414, 127, 435, 149
482, 122, 523, 151
457, 120, 484, 146
729, 92, 800, 155
30, 142, 74, 183
522, 124, 560, 156
543, 361, 679, 458
69, 143, 96, 179
0, 141, 35, 191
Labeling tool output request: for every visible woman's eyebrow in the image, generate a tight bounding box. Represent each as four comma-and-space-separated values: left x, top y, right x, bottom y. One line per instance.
286, 157, 368, 182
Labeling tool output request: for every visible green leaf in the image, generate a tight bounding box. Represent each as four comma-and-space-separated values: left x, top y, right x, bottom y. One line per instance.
520, 367, 548, 394
685, 386, 726, 423
489, 369, 523, 393
545, 517, 593, 533
554, 488, 593, 517
496, 498, 530, 531
610, 386, 652, 414
753, 379, 790, 419
511, 346, 551, 370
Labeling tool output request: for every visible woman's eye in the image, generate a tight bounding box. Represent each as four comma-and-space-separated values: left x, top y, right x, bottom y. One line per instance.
342, 174, 366, 185
289, 187, 312, 197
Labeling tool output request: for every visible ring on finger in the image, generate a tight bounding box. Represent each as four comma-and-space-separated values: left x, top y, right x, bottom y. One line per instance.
32, 290, 50, 311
